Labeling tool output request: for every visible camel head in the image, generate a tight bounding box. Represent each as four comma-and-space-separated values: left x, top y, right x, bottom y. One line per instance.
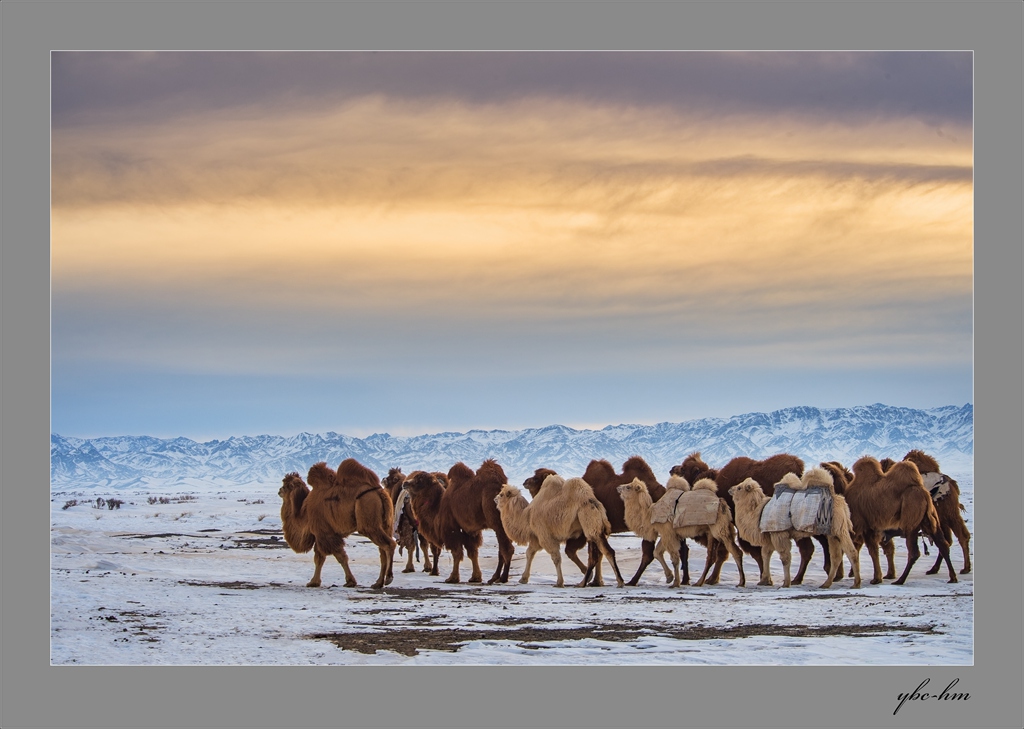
616, 477, 647, 501
728, 477, 764, 501
494, 483, 521, 509
878, 457, 897, 473
403, 470, 441, 496
382, 467, 406, 490
523, 468, 557, 497
278, 472, 307, 498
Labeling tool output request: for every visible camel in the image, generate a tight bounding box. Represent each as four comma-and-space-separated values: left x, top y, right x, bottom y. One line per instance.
494, 476, 625, 588
433, 460, 516, 584
277, 459, 396, 589
524, 459, 673, 586
669, 451, 719, 483
398, 470, 448, 577
704, 453, 815, 585
382, 468, 434, 574
729, 469, 861, 588
846, 456, 956, 585
618, 475, 746, 588
901, 450, 971, 575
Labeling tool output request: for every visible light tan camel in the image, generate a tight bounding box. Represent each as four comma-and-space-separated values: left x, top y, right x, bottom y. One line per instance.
278, 459, 396, 589
729, 469, 862, 588
494, 476, 625, 588
618, 476, 746, 588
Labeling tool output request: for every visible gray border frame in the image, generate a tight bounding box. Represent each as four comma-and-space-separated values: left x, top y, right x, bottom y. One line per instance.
3, 2, 1021, 729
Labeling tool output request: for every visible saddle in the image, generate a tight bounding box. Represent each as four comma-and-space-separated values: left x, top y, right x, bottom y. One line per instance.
759, 483, 834, 535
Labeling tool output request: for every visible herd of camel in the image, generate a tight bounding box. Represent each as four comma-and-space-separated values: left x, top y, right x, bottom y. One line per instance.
277, 449, 971, 593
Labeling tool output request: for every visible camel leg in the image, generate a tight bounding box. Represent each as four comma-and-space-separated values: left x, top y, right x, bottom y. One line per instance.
444, 544, 464, 584
865, 532, 885, 584
546, 542, 565, 588
372, 544, 391, 589
791, 537, 814, 585
333, 548, 358, 588
626, 538, 656, 586
520, 539, 542, 585
693, 536, 716, 587
403, 544, 416, 573
427, 543, 441, 576
893, 534, 921, 585
580, 541, 601, 587
588, 544, 606, 587
926, 526, 951, 575
563, 535, 588, 575
757, 544, 774, 586
656, 538, 673, 583
708, 541, 727, 584
929, 526, 957, 583
679, 539, 691, 585
842, 534, 862, 589
820, 537, 840, 588
307, 546, 327, 587
488, 533, 514, 585
779, 538, 793, 588
466, 537, 483, 584
667, 537, 683, 588
596, 534, 625, 588
726, 538, 746, 587
815, 534, 834, 578
882, 535, 896, 580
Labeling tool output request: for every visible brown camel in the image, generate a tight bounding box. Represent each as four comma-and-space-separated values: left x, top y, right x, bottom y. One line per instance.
618, 476, 746, 588
277, 459, 396, 589
669, 451, 719, 483
495, 476, 624, 588
434, 460, 516, 584
382, 468, 434, 574
704, 453, 814, 585
729, 469, 861, 589
846, 456, 956, 585
901, 450, 971, 575
398, 470, 448, 577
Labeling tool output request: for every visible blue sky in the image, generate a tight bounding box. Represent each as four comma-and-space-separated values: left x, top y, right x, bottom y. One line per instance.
50, 51, 973, 440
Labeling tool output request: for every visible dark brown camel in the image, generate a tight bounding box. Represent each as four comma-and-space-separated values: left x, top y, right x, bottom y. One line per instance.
399, 470, 448, 577
437, 460, 516, 584
898, 450, 971, 575
382, 467, 439, 574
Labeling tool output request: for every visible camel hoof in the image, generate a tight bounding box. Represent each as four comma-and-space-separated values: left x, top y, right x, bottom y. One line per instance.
385, 575, 394, 585
402, 566, 415, 573
960, 568, 970, 574
444, 576, 460, 584
884, 572, 896, 580
345, 580, 358, 588
371, 581, 385, 589
925, 567, 939, 575
468, 577, 483, 584
870, 577, 883, 585
306, 581, 321, 588
625, 579, 639, 587
947, 576, 958, 583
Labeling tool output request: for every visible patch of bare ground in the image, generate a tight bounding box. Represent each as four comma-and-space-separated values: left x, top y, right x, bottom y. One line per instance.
311, 622, 938, 656
179, 579, 286, 590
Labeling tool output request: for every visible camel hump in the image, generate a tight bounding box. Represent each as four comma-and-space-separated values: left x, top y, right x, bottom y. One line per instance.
540, 473, 565, 491
775, 472, 804, 491
476, 459, 508, 486
666, 474, 691, 492
853, 455, 883, 474
903, 449, 941, 474
336, 458, 380, 488
307, 461, 337, 488
448, 461, 475, 484
888, 459, 924, 486
801, 466, 835, 492
563, 477, 596, 499
691, 477, 717, 493
583, 459, 617, 484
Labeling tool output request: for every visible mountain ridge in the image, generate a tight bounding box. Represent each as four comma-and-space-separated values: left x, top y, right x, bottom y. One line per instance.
51, 403, 974, 490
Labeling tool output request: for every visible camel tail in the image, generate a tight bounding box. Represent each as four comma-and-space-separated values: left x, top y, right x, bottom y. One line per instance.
379, 489, 396, 539
579, 498, 612, 539
830, 494, 854, 539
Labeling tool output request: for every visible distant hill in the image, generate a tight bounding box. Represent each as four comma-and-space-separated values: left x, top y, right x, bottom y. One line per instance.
51, 403, 973, 490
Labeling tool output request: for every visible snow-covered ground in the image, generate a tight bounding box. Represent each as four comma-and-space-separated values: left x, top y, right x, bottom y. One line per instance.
50, 475, 973, 665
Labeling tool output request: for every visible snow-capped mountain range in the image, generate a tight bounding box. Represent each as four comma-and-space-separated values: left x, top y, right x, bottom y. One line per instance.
50, 403, 973, 491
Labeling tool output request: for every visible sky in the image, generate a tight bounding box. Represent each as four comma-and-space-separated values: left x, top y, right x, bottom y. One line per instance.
50, 51, 974, 440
